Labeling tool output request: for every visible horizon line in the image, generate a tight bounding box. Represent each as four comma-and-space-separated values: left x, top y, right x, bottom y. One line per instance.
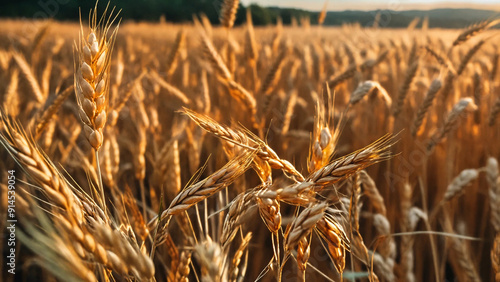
242, 1, 500, 13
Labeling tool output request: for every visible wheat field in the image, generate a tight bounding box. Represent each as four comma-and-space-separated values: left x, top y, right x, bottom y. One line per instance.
0, 4, 499, 282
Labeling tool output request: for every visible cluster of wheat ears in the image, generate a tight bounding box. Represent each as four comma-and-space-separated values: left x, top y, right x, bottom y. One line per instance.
0, 1, 500, 281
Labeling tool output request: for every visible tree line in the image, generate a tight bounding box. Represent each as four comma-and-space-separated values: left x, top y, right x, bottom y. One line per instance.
0, 1, 496, 28
0, 0, 314, 25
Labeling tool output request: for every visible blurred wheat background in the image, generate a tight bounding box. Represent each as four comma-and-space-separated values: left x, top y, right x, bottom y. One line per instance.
0, 1, 499, 281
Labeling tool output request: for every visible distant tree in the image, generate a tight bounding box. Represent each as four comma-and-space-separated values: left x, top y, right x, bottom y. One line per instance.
249, 4, 272, 25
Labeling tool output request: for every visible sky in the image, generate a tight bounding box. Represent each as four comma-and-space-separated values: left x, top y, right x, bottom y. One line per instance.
239, 0, 500, 11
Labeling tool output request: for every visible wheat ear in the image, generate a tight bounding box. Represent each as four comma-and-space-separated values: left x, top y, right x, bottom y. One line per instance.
393, 61, 419, 116
220, 0, 240, 29
2, 69, 20, 118
487, 157, 500, 232
166, 30, 186, 76
194, 237, 225, 281
306, 134, 395, 189
489, 97, 500, 126
452, 19, 500, 47
0, 116, 152, 279
327, 64, 357, 89
229, 232, 252, 281
350, 80, 389, 106
490, 52, 499, 81
411, 78, 442, 136
175, 251, 192, 282
492, 234, 500, 282
221, 191, 256, 246
198, 23, 232, 81
423, 46, 456, 74
285, 202, 328, 252
149, 70, 191, 104
358, 170, 386, 216
315, 213, 349, 273
75, 7, 119, 150
12, 52, 45, 103
443, 169, 479, 202
160, 150, 255, 220
34, 85, 74, 137
427, 98, 477, 152
182, 107, 304, 181
456, 39, 486, 76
